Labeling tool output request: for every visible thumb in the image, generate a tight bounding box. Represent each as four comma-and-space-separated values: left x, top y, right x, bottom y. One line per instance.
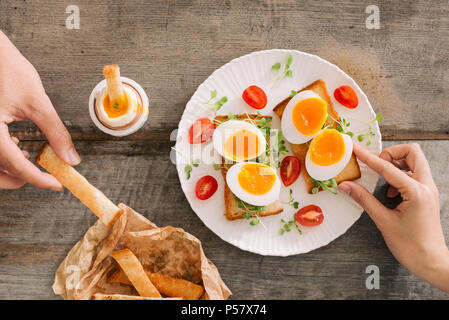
339, 181, 390, 227
26, 95, 81, 166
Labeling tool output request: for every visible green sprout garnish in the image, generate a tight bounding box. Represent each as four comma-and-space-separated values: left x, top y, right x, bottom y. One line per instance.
286, 189, 299, 209
357, 112, 384, 146
184, 164, 192, 180
280, 212, 302, 235
202, 90, 228, 115
310, 177, 338, 195
184, 159, 201, 180
272, 54, 293, 85
236, 196, 265, 227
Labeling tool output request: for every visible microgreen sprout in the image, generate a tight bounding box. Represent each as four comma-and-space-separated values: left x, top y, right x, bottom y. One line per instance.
184, 164, 192, 180
272, 54, 294, 85
286, 189, 299, 209
326, 114, 354, 137
202, 90, 228, 115
356, 112, 384, 146
310, 177, 338, 195
277, 131, 288, 155
184, 159, 201, 180
279, 212, 302, 235
289, 90, 298, 98
236, 196, 267, 228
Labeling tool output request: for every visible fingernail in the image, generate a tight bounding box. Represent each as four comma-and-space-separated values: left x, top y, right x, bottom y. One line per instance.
339, 183, 351, 195
68, 147, 81, 165
50, 185, 63, 191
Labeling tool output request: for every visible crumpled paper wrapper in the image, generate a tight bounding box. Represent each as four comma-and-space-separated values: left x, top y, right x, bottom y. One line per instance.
52, 204, 231, 300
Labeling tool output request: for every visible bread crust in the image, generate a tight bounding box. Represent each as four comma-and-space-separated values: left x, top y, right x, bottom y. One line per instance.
273, 79, 361, 193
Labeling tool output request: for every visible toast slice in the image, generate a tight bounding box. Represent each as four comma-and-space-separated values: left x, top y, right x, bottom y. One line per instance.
273, 79, 361, 193
214, 114, 283, 220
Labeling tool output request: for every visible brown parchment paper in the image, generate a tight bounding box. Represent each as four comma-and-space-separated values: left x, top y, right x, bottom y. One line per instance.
52, 204, 231, 300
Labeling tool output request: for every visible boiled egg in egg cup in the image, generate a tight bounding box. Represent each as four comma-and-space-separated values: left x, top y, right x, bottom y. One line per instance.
212, 120, 266, 163
281, 90, 328, 144
89, 65, 149, 137
226, 162, 281, 206
305, 128, 353, 181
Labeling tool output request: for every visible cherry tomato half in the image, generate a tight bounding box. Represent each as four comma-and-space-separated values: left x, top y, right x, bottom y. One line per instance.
296, 205, 324, 227
195, 175, 218, 200
280, 156, 301, 187
242, 85, 267, 109
188, 118, 214, 144
334, 85, 358, 109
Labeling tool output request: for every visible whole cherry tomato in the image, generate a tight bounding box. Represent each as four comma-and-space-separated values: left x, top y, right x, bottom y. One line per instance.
188, 118, 214, 144
334, 85, 358, 109
195, 175, 218, 200
280, 156, 301, 186
242, 85, 267, 109
296, 205, 324, 227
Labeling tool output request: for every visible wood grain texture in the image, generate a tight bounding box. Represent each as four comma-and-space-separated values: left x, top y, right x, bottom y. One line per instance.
0, 0, 448, 300
0, 140, 448, 299
0, 0, 448, 140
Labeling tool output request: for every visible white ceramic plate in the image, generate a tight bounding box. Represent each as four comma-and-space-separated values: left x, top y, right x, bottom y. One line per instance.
175, 49, 381, 256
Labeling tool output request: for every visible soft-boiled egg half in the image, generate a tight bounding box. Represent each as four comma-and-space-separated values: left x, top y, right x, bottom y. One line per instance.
305, 128, 353, 181
213, 120, 266, 162
281, 90, 328, 144
226, 162, 281, 206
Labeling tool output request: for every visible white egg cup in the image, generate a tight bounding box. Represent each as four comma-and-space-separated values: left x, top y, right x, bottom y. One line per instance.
88, 76, 149, 137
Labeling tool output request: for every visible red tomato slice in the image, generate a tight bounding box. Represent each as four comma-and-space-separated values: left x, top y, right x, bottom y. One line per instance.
334, 85, 359, 109
242, 85, 267, 109
188, 118, 214, 144
296, 205, 324, 227
195, 175, 218, 200
280, 156, 301, 186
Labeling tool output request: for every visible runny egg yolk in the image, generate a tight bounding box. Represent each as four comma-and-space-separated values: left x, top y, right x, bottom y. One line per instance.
224, 130, 260, 161
103, 93, 129, 118
309, 129, 345, 166
237, 163, 276, 195
292, 98, 328, 136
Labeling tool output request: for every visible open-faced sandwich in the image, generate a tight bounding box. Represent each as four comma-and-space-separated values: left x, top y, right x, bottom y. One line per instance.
213, 114, 283, 221
273, 79, 361, 194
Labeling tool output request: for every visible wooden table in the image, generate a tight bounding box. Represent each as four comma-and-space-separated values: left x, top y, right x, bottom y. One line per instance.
0, 0, 448, 299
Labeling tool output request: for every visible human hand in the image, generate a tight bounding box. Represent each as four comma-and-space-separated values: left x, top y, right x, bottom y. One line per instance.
339, 143, 449, 293
0, 31, 80, 190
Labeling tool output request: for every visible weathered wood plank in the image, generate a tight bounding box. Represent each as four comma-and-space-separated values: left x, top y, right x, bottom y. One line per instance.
0, 0, 448, 140
0, 140, 447, 299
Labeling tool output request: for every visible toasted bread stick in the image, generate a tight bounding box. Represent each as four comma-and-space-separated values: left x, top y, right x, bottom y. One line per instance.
111, 249, 161, 298
36, 143, 123, 227
92, 293, 180, 300
108, 269, 205, 300
103, 64, 127, 107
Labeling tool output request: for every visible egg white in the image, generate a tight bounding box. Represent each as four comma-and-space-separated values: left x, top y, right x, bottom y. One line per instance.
226, 162, 281, 206
281, 90, 327, 144
212, 120, 266, 163
305, 131, 353, 181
